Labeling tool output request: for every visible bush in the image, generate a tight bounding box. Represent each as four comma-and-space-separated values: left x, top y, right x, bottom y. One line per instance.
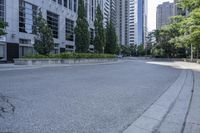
23, 53, 115, 59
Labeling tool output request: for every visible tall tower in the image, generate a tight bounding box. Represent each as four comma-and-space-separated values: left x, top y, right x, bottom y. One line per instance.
156, 2, 174, 29
129, 0, 136, 45
116, 0, 131, 46
135, 0, 147, 45
97, 0, 116, 27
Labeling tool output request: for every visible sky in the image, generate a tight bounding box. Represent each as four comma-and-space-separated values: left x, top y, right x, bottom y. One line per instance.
148, 0, 174, 31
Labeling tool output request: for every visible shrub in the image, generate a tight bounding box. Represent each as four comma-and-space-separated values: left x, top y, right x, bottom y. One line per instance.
23, 53, 115, 59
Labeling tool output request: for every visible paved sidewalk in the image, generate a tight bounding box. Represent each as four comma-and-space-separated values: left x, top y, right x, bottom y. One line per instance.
155, 70, 193, 133
123, 61, 200, 133
183, 71, 200, 133
123, 70, 189, 133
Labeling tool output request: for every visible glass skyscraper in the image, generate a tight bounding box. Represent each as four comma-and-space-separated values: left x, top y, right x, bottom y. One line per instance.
135, 0, 147, 45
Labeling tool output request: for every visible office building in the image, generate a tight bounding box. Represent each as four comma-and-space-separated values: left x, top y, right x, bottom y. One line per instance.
0, 0, 97, 62
135, 0, 147, 45
116, 0, 130, 45
156, 2, 174, 29
116, 0, 147, 46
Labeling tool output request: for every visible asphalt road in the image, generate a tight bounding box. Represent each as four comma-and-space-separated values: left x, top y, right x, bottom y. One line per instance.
0, 60, 181, 133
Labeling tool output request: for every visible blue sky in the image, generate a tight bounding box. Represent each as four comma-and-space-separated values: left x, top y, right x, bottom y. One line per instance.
148, 0, 174, 31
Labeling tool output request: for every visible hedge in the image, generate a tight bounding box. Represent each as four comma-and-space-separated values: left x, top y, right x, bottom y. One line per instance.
23, 53, 116, 59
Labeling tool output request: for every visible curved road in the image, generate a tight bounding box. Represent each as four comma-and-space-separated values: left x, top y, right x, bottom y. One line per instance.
0, 60, 181, 133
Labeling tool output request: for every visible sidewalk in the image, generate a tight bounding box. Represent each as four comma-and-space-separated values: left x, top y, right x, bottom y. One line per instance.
123, 61, 200, 133
183, 71, 200, 133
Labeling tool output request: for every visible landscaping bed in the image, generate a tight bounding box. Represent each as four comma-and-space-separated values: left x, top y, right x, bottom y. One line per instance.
14, 53, 118, 65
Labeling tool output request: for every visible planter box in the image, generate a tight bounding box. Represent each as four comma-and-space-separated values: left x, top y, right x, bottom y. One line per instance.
14, 58, 118, 65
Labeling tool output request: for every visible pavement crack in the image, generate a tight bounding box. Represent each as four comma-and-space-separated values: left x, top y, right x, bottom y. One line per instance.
0, 93, 15, 118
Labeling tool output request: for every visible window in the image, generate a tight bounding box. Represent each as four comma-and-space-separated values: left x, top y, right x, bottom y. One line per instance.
58, 0, 62, 5
90, 28, 94, 45
89, 0, 94, 21
64, 0, 68, 8
69, 0, 72, 10
0, 43, 5, 59
19, 0, 37, 34
74, 0, 77, 12
65, 18, 74, 41
47, 11, 59, 38
0, 0, 5, 21
19, 46, 33, 57
19, 38, 31, 44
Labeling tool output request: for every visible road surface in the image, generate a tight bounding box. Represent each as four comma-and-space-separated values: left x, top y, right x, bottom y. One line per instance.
0, 60, 181, 133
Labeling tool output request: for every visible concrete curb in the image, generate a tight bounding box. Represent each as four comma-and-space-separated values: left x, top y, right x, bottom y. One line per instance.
123, 70, 188, 133
14, 58, 118, 65
155, 70, 194, 133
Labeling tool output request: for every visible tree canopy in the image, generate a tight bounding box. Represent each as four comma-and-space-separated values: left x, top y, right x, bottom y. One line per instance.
94, 4, 105, 53
153, 0, 200, 58
105, 21, 117, 54
34, 9, 54, 55
75, 0, 90, 53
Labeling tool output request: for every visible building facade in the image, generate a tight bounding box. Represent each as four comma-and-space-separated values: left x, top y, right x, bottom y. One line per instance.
98, 0, 116, 28
135, 0, 147, 45
129, 0, 135, 45
156, 2, 174, 29
116, 0, 147, 46
0, 0, 97, 62
116, 0, 129, 46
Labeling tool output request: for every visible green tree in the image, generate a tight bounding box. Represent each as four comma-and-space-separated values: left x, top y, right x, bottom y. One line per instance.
152, 0, 200, 58
105, 21, 117, 54
121, 45, 131, 56
34, 9, 54, 55
137, 45, 146, 56
0, 20, 8, 36
94, 4, 105, 53
75, 0, 90, 53
179, 0, 200, 11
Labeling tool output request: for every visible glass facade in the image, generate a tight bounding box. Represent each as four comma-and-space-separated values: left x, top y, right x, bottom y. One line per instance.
19, 38, 33, 57
65, 18, 74, 41
69, 0, 72, 10
0, 43, 5, 59
74, 0, 77, 12
47, 11, 59, 38
0, 0, 5, 60
58, 0, 62, 5
19, 0, 37, 34
64, 0, 68, 8
0, 0, 5, 21
89, 0, 94, 21
90, 28, 94, 45
136, 0, 147, 45
19, 46, 33, 57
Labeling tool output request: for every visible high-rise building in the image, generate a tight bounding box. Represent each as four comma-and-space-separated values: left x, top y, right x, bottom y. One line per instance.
97, 0, 116, 27
129, 0, 135, 45
156, 2, 174, 29
0, 0, 97, 62
116, 0, 147, 46
135, 0, 147, 45
116, 0, 130, 45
